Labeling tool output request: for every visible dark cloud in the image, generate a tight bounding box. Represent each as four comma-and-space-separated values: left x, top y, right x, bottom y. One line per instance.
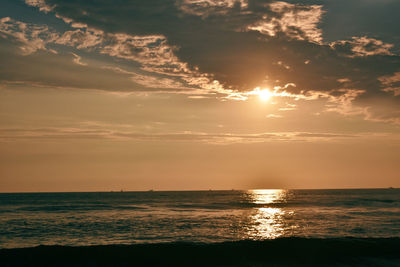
0, 38, 143, 92
0, 17, 194, 92
30, 0, 399, 93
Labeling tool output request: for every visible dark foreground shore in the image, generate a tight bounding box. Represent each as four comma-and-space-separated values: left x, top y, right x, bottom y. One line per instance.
1, 238, 400, 267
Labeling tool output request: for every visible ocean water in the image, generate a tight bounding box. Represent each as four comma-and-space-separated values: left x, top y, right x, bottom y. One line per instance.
0, 189, 399, 249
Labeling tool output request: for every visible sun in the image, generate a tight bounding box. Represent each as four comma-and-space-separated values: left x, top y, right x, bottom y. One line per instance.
247, 87, 274, 102
258, 89, 273, 101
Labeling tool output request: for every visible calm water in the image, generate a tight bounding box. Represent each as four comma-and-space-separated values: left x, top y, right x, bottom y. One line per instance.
0, 189, 399, 248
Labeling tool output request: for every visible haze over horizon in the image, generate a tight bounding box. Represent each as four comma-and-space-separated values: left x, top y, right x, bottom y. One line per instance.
1, 0, 400, 192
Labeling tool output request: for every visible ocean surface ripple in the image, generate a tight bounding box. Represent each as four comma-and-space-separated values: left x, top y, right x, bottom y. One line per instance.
0, 189, 399, 248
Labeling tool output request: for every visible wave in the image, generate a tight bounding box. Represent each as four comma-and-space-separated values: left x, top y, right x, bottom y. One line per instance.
1, 238, 399, 266
169, 199, 400, 210
1, 200, 397, 214
10, 204, 148, 212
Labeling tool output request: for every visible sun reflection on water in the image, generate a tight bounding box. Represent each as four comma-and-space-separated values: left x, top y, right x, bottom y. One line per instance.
251, 189, 288, 204
245, 189, 293, 239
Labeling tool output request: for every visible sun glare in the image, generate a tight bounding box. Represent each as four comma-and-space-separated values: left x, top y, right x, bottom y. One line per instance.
258, 89, 272, 101
250, 87, 273, 102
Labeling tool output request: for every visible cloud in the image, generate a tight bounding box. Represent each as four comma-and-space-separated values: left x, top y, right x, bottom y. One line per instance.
103, 66, 188, 89
0, 17, 58, 55
56, 28, 103, 49
247, 1, 325, 43
330, 36, 394, 57
0, 17, 216, 93
24, 0, 54, 13
0, 48, 151, 92
1, 0, 399, 124
266, 114, 283, 118
279, 103, 296, 111
0, 127, 361, 144
100, 33, 191, 77
379, 72, 400, 96
324, 89, 367, 116
1, 15, 230, 95
20, 0, 400, 93
177, 0, 249, 17
337, 78, 351, 83
71, 53, 87, 66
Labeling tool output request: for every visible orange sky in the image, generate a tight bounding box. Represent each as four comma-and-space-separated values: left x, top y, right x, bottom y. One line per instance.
1, 0, 400, 191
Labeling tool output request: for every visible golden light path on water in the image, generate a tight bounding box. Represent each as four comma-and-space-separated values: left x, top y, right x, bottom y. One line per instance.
245, 189, 295, 239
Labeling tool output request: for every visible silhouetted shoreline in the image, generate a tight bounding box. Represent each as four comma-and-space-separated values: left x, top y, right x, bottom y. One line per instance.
1, 238, 400, 266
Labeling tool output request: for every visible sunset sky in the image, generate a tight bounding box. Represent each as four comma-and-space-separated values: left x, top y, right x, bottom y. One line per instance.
1, 0, 400, 192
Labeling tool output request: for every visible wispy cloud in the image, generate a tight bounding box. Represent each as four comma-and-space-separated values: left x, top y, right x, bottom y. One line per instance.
0, 127, 363, 144
56, 28, 103, 49
71, 52, 87, 66
248, 1, 325, 43
379, 72, 400, 96
24, 0, 54, 13
177, 0, 249, 16
0, 17, 58, 55
330, 36, 394, 57
266, 114, 283, 118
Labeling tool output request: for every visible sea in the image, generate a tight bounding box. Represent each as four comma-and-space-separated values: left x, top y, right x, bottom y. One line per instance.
1, 189, 399, 250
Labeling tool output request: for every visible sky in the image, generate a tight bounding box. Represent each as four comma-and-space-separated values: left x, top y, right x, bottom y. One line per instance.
1, 0, 400, 192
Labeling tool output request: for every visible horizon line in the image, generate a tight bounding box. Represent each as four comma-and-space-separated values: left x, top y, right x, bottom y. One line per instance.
0, 187, 397, 194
